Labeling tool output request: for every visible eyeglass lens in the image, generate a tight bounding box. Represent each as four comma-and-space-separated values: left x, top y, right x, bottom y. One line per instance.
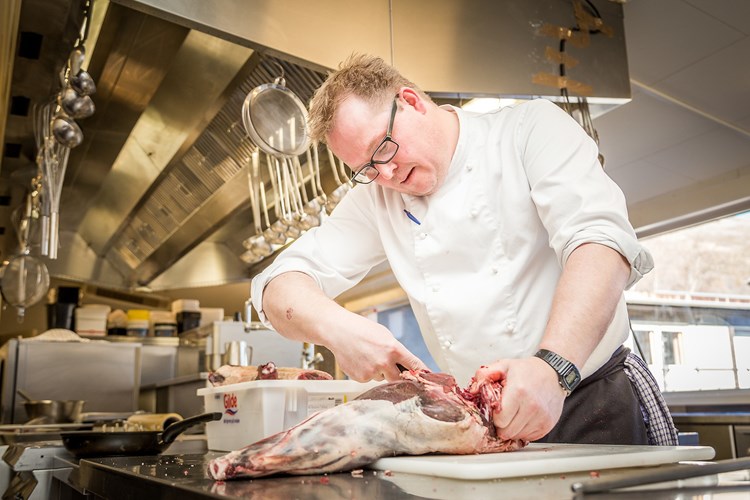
372, 140, 397, 163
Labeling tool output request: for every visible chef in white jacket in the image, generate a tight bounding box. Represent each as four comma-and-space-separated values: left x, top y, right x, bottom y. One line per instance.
251, 54, 677, 446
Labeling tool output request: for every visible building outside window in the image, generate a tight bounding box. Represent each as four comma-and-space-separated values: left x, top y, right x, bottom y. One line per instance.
625, 211, 750, 394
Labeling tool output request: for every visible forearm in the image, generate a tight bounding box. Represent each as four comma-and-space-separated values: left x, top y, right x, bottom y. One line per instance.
538, 243, 631, 368
261, 271, 361, 346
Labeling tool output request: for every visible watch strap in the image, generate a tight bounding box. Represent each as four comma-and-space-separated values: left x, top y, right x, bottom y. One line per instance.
534, 348, 581, 396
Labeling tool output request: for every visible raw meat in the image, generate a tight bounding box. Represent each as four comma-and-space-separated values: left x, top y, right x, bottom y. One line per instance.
208, 362, 332, 386
208, 370, 526, 480
257, 361, 333, 381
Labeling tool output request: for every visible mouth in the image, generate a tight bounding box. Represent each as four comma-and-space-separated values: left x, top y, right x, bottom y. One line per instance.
400, 167, 415, 184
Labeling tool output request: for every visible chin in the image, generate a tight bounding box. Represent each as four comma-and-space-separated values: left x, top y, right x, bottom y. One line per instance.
409, 179, 439, 197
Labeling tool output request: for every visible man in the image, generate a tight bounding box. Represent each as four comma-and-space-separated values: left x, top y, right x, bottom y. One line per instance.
251, 54, 677, 446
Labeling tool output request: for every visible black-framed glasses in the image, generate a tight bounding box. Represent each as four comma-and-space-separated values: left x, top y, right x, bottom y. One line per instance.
350, 97, 399, 184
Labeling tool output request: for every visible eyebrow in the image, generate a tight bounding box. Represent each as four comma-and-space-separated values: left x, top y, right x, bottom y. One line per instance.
349, 131, 382, 170
364, 133, 382, 158
359, 105, 392, 164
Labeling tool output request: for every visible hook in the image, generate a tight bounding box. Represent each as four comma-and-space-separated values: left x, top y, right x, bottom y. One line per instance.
269, 58, 285, 80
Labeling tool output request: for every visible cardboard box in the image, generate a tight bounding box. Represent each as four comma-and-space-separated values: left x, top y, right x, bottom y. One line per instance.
197, 379, 381, 451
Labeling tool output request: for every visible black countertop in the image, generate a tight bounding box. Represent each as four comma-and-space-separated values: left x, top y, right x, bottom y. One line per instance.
74, 453, 423, 499
56, 451, 750, 500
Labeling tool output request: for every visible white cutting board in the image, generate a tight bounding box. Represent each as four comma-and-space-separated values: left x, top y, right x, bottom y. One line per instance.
370, 443, 715, 480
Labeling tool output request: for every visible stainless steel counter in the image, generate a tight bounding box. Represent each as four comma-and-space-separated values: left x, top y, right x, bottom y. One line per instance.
54, 451, 750, 500
672, 413, 750, 460
672, 413, 750, 425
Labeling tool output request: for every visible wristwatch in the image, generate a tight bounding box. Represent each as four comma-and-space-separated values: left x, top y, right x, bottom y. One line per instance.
534, 349, 581, 396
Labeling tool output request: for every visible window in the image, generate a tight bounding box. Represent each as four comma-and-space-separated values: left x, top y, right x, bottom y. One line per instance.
632, 330, 653, 364
625, 211, 750, 393
662, 331, 683, 365
373, 303, 440, 372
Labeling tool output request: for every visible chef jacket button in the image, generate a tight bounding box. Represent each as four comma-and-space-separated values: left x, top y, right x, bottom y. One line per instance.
491, 267, 499, 274
466, 164, 473, 172
419, 232, 427, 240
443, 339, 453, 348
505, 320, 515, 333
432, 286, 440, 293
470, 209, 479, 218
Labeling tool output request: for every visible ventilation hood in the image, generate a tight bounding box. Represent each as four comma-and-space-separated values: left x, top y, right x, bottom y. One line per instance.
0, 0, 629, 292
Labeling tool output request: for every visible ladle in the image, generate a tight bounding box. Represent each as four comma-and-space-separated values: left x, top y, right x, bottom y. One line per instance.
305, 147, 328, 216
293, 158, 320, 230
247, 150, 264, 238
325, 146, 352, 213
280, 159, 302, 239
243, 152, 274, 260
68, 46, 85, 75
263, 155, 289, 245
303, 149, 320, 214
240, 249, 264, 264
255, 182, 281, 254
60, 87, 95, 119
52, 114, 83, 148
70, 69, 97, 96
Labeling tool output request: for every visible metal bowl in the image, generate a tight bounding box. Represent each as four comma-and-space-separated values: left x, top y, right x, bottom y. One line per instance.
24, 400, 84, 423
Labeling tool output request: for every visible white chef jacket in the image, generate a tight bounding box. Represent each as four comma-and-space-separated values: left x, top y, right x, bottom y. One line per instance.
251, 99, 653, 385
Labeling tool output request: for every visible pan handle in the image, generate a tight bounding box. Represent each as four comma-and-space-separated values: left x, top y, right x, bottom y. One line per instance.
160, 412, 222, 445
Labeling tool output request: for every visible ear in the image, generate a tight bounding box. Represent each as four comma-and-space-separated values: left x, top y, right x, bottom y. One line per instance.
399, 87, 428, 114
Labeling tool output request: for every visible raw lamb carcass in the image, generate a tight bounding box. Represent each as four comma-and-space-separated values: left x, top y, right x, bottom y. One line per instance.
208, 370, 526, 480
208, 362, 332, 386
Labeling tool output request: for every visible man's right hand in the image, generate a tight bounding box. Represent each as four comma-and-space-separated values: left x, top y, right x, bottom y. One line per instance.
326, 319, 428, 382
261, 272, 427, 382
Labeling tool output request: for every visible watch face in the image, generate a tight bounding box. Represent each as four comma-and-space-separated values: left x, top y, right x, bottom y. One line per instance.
563, 368, 580, 388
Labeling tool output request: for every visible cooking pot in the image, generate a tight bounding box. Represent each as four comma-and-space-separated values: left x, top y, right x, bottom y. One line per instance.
60, 412, 221, 458
24, 399, 85, 423
17, 390, 84, 424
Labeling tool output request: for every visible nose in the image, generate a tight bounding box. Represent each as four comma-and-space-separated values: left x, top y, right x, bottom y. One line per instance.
377, 161, 398, 180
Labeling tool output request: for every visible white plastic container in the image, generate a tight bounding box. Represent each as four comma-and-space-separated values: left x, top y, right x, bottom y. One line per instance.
126, 319, 149, 337
171, 299, 200, 314
198, 307, 224, 327
197, 379, 382, 451
74, 305, 111, 336
150, 310, 177, 337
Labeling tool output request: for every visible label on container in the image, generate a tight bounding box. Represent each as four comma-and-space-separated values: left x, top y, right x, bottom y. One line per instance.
221, 393, 240, 424
306, 394, 343, 417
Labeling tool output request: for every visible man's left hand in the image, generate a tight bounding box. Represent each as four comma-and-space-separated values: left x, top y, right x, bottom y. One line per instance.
472, 357, 566, 442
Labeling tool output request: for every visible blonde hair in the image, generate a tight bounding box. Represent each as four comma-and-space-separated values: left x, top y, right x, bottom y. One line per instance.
308, 54, 432, 143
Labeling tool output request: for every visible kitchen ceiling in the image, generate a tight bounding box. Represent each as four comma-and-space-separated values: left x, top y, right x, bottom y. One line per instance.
0, 0, 748, 293
596, 0, 750, 236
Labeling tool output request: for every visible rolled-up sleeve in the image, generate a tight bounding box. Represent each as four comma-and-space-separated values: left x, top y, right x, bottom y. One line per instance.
250, 185, 387, 326
518, 99, 653, 288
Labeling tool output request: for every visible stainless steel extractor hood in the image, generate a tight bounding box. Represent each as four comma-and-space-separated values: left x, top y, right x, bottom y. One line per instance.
0, 0, 629, 292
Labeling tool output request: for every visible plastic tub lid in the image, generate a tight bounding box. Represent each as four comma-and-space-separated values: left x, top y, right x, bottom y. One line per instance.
149, 310, 175, 323
127, 309, 150, 321
79, 304, 112, 313
127, 319, 149, 328
172, 299, 200, 313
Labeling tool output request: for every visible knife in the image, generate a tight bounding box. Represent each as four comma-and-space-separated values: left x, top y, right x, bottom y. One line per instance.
571, 456, 750, 495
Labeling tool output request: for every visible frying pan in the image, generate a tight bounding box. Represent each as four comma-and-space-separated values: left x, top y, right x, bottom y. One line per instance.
60, 412, 221, 458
